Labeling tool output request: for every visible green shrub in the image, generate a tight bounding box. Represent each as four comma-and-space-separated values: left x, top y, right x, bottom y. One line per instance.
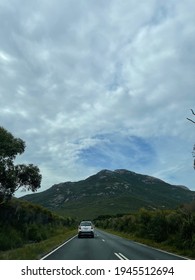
0, 227, 23, 250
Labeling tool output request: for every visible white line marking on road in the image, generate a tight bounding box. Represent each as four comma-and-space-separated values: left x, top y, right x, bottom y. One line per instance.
114, 253, 123, 260
114, 252, 129, 260
41, 235, 77, 260
118, 252, 129, 260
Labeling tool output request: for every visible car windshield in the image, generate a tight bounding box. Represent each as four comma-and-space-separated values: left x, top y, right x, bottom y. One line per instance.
80, 221, 92, 226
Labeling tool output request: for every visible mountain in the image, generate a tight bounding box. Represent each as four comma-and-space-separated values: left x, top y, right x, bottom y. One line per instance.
20, 169, 195, 219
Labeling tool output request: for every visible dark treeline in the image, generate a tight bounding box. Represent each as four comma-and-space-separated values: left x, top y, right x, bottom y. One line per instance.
95, 202, 195, 258
0, 199, 75, 251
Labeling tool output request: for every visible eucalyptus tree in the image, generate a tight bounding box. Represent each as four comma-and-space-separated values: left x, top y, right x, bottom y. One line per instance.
0, 126, 42, 204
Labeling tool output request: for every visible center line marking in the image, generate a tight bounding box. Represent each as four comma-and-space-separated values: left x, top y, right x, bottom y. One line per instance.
119, 252, 129, 260
114, 252, 129, 260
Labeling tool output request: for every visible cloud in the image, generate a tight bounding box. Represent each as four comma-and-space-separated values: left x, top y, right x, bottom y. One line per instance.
78, 134, 156, 170
0, 0, 194, 194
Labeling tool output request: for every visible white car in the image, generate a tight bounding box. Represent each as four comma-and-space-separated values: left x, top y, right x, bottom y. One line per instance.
78, 221, 95, 238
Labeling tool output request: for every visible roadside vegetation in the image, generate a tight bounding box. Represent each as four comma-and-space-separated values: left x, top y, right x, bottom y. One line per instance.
0, 198, 76, 259
94, 202, 195, 259
0, 227, 76, 260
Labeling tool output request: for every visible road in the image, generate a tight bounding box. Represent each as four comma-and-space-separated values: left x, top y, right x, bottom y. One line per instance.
42, 229, 187, 260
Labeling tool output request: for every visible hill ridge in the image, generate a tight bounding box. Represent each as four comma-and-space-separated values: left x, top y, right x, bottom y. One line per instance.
21, 169, 194, 219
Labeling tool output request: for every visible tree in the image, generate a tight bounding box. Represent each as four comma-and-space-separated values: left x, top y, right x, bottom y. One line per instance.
187, 109, 195, 169
0, 126, 42, 204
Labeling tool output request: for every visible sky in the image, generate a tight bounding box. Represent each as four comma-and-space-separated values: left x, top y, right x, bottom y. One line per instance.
0, 0, 195, 196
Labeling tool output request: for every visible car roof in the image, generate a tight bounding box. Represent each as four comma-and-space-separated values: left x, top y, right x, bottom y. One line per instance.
80, 220, 92, 224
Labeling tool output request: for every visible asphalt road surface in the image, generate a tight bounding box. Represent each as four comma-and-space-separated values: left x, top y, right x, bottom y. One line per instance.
42, 229, 187, 260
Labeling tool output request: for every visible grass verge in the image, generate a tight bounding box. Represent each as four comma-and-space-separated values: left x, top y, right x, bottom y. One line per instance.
0, 229, 77, 260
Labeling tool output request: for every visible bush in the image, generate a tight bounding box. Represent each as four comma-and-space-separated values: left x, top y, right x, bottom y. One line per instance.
0, 227, 23, 251
149, 212, 168, 242
0, 199, 76, 252
95, 206, 195, 255
26, 224, 48, 242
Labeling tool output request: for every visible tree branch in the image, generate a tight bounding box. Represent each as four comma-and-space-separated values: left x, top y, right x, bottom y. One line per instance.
187, 118, 195, 124
190, 109, 195, 115
187, 109, 195, 124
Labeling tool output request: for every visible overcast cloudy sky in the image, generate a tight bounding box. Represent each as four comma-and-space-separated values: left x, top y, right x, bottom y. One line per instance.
1, 0, 195, 195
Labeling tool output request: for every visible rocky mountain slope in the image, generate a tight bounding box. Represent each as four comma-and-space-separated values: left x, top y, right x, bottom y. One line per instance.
21, 169, 195, 219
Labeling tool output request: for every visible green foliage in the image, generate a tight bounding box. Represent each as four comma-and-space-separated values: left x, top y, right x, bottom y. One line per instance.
0, 126, 42, 203
0, 229, 77, 260
0, 126, 25, 159
25, 224, 47, 242
0, 227, 23, 250
95, 203, 195, 257
149, 211, 168, 242
0, 199, 76, 252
